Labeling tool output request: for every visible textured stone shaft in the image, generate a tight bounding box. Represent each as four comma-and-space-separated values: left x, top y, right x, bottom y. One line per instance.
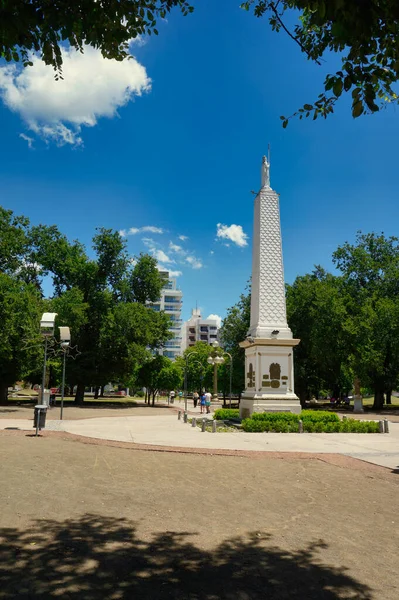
249, 186, 291, 339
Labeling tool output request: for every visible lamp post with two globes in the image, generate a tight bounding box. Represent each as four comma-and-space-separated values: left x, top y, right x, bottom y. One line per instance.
207, 341, 225, 402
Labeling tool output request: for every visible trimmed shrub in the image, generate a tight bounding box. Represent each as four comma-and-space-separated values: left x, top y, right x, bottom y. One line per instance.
251, 412, 299, 423
300, 410, 340, 424
243, 415, 380, 433
213, 409, 240, 421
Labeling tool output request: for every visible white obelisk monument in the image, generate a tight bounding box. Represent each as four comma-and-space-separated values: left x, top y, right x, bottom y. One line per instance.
239, 155, 301, 417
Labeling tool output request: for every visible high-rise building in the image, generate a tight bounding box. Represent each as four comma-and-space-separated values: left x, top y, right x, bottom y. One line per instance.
149, 271, 183, 360
182, 308, 220, 350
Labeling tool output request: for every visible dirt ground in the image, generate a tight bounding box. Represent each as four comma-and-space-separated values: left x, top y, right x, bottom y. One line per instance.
0, 431, 398, 599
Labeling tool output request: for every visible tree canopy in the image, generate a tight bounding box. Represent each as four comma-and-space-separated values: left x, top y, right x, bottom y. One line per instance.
0, 1, 193, 76
226, 232, 399, 409
243, 1, 399, 123
0, 273, 43, 403
0, 205, 172, 403
2, 1, 399, 122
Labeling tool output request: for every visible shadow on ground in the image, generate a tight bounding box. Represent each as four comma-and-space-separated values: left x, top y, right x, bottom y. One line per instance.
0, 514, 371, 599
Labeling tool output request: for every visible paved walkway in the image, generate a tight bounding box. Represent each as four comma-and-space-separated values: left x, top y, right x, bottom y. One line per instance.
1, 414, 398, 471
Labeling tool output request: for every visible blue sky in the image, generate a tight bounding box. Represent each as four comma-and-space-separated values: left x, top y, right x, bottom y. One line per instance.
1, 0, 399, 323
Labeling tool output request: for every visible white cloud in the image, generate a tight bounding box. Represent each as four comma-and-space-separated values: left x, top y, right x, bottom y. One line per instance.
178, 235, 188, 241
216, 223, 248, 248
186, 255, 203, 269
0, 45, 150, 145
19, 133, 34, 149
157, 264, 182, 277
144, 237, 203, 270
210, 250, 214, 255
142, 226, 164, 234
207, 314, 222, 328
169, 242, 184, 253
122, 226, 163, 237
154, 249, 174, 263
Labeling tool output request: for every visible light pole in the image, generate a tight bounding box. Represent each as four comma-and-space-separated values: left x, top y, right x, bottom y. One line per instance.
207, 341, 225, 402
40, 312, 57, 407
223, 351, 233, 408
184, 351, 200, 414
59, 327, 71, 420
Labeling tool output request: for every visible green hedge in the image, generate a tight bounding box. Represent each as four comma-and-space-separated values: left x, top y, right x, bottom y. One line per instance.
242, 417, 380, 433
213, 409, 240, 421
250, 410, 340, 424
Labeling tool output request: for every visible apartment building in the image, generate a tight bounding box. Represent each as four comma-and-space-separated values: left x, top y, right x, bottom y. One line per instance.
182, 308, 220, 350
149, 271, 183, 360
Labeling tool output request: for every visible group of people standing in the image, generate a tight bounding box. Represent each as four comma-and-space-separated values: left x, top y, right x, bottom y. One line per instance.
169, 390, 212, 413
192, 391, 212, 413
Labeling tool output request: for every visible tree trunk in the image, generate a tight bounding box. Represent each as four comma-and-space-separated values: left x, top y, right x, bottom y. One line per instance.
0, 381, 8, 406
100, 385, 105, 398
386, 389, 392, 405
152, 391, 156, 406
94, 387, 100, 400
373, 388, 385, 410
74, 383, 85, 404
299, 391, 307, 409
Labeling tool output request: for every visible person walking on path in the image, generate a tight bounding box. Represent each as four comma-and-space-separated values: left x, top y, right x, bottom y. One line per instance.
200, 393, 206, 414
205, 390, 212, 414
193, 391, 199, 409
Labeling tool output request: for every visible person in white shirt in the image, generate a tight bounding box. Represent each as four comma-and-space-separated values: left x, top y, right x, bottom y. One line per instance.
204, 391, 212, 414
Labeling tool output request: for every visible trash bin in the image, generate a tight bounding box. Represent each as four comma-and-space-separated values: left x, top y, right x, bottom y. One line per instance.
41, 389, 50, 407
33, 404, 47, 430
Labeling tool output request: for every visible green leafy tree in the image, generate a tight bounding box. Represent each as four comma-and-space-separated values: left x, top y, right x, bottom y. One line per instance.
333, 232, 399, 409
30, 224, 169, 403
243, 1, 399, 123
0, 1, 193, 75
219, 291, 251, 397
286, 268, 352, 405
175, 342, 215, 394
137, 354, 181, 405
0, 273, 43, 404
3, 2, 398, 123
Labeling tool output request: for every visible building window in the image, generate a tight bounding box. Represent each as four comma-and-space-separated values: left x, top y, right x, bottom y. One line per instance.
200, 326, 208, 332
200, 335, 208, 341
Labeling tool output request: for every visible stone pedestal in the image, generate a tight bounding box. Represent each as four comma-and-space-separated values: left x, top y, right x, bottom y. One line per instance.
240, 156, 300, 417
353, 395, 364, 414
239, 338, 301, 418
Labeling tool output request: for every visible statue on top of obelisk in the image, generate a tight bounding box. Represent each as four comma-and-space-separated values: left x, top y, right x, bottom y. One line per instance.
261, 154, 270, 188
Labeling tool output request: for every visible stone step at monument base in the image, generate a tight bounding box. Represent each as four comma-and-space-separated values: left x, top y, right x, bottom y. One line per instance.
239, 394, 301, 418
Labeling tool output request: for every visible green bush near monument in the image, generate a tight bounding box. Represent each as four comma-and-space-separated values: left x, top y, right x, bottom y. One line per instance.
242, 413, 380, 433
250, 410, 339, 424
214, 409, 379, 433
213, 409, 240, 421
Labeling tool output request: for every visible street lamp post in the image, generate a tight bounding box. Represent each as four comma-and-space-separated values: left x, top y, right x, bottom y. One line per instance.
40, 312, 57, 407
207, 341, 225, 402
184, 351, 201, 414
59, 327, 71, 420
223, 351, 233, 408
